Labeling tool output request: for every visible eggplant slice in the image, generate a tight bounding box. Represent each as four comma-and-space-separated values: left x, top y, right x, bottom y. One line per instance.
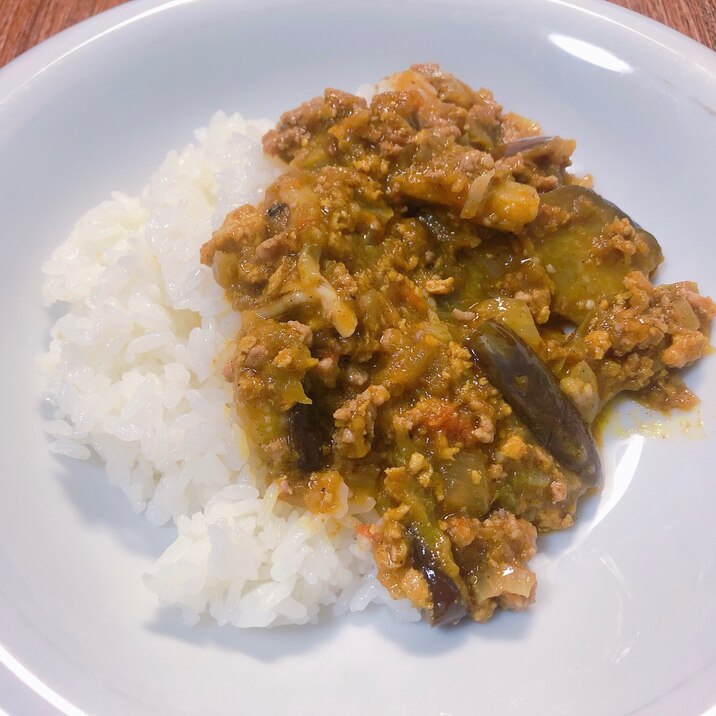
466, 320, 601, 486
527, 185, 662, 323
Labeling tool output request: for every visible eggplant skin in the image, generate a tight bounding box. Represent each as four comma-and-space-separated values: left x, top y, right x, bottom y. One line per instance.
494, 135, 555, 158
407, 524, 467, 626
466, 320, 601, 487
287, 403, 324, 473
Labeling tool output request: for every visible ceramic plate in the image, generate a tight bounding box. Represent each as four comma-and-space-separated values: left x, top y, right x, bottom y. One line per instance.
1, 0, 715, 713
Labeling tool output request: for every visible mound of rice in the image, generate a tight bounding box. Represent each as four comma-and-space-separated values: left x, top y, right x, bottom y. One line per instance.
39, 112, 419, 627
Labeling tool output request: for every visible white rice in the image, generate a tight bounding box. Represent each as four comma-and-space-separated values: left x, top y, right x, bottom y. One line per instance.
39, 111, 419, 627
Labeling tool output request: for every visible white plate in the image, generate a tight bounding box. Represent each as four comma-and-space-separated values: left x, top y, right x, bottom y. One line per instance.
1, 0, 715, 714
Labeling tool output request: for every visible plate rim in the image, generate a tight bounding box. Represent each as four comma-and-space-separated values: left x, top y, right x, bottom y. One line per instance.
1, 0, 715, 106
1, 0, 715, 714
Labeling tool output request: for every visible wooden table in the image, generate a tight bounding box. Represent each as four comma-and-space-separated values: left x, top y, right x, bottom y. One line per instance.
1, 0, 714, 69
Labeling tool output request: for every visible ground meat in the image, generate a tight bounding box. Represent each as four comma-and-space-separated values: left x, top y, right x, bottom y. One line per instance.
452, 308, 476, 322
593, 217, 655, 264
286, 320, 313, 346
255, 233, 291, 262
333, 385, 390, 458
303, 470, 348, 516
263, 89, 367, 163
446, 510, 537, 622
500, 261, 554, 324
424, 276, 455, 295
200, 205, 271, 288
569, 271, 716, 402
403, 397, 497, 447
411, 63, 476, 108
372, 509, 433, 611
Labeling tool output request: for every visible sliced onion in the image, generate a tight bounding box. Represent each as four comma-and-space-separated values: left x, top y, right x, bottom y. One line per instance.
256, 291, 313, 319
298, 245, 357, 338
460, 169, 495, 219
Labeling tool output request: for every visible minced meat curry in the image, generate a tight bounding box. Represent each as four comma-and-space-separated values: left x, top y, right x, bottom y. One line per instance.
200, 65, 715, 625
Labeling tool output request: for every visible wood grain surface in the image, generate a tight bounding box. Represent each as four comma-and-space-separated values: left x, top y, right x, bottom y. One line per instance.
0, 0, 714, 69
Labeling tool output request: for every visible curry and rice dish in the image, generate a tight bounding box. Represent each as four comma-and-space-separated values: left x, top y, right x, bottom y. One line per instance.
42, 64, 714, 628
198, 65, 715, 625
